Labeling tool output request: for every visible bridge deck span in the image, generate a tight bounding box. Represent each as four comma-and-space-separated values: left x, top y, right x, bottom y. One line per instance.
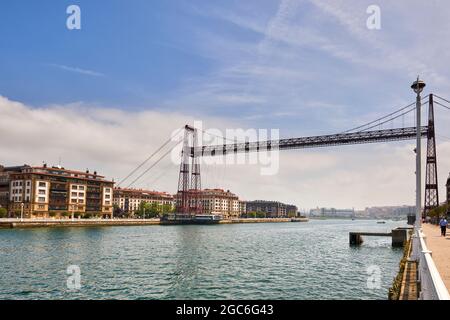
195, 126, 428, 156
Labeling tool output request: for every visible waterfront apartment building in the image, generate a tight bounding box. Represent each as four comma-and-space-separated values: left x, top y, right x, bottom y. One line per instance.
113, 188, 174, 215
0, 165, 29, 210
245, 200, 298, 218
200, 189, 241, 219
175, 188, 242, 219
8, 165, 114, 218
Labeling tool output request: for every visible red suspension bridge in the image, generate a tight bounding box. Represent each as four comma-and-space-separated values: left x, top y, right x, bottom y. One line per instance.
118, 91, 450, 222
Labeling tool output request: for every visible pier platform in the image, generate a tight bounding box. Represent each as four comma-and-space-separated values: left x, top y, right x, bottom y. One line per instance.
349, 227, 412, 247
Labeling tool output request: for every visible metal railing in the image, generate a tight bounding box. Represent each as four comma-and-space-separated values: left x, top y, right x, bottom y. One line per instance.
412, 228, 450, 300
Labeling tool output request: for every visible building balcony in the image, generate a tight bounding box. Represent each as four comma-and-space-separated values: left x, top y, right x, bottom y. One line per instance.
86, 194, 101, 199
48, 205, 68, 211
50, 186, 66, 191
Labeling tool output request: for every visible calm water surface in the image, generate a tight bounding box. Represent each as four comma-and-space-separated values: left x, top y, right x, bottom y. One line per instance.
0, 219, 406, 299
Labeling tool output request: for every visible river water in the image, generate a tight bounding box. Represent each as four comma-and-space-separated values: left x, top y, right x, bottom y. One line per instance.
0, 219, 406, 300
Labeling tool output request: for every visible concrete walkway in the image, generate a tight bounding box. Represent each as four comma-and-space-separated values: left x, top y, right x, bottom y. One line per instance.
422, 223, 450, 291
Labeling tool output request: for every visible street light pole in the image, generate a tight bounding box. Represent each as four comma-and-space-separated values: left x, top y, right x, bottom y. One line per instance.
411, 77, 426, 229
20, 202, 24, 222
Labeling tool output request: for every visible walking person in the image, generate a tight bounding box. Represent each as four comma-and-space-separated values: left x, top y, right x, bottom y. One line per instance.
439, 217, 448, 237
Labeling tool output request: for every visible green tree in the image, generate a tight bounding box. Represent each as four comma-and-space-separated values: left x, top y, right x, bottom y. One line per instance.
0, 207, 7, 218
288, 212, 297, 218
161, 204, 174, 215
429, 204, 450, 219
135, 201, 152, 218
147, 202, 160, 218
256, 211, 266, 218
247, 212, 256, 218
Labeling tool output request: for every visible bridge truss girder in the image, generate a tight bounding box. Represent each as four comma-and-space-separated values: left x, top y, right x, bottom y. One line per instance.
194, 126, 429, 157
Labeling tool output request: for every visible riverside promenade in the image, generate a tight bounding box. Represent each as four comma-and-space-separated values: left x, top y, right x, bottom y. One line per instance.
0, 218, 161, 228
0, 217, 308, 229
421, 223, 450, 291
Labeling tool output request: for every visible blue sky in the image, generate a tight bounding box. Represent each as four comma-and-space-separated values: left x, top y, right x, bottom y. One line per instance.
3, 0, 443, 133
1, 0, 450, 208
0, 1, 214, 106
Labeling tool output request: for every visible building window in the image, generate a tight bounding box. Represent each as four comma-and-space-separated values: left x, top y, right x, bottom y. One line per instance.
78, 199, 84, 204
38, 190, 46, 195
39, 182, 46, 187
72, 185, 77, 190
79, 186, 85, 191
71, 192, 77, 197
38, 197, 45, 203
78, 192, 84, 197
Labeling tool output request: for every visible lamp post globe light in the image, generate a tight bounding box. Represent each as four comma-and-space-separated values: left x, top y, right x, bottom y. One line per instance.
411, 78, 426, 94
411, 77, 425, 229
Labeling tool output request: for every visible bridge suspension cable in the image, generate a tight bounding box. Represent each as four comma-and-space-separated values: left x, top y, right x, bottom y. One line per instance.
340, 95, 428, 134
434, 94, 450, 107
198, 127, 246, 144
125, 143, 181, 188
117, 127, 184, 188
434, 95, 450, 111
340, 101, 416, 133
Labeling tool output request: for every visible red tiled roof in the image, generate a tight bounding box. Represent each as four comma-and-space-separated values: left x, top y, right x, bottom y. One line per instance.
11, 166, 114, 183
114, 187, 173, 197
32, 166, 106, 178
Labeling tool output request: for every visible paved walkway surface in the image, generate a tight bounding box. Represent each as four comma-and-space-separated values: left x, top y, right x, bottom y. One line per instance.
422, 223, 450, 290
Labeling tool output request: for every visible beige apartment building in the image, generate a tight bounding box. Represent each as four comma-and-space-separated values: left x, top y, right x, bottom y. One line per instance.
113, 188, 174, 215
8, 165, 114, 218
175, 188, 243, 219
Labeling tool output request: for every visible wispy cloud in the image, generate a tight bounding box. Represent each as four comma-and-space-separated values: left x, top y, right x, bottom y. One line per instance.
48, 64, 105, 77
